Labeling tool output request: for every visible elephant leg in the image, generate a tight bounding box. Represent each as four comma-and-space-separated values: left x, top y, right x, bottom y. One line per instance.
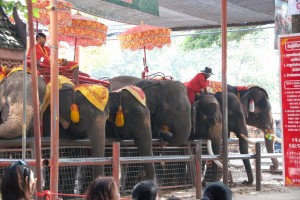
134, 131, 155, 181
90, 115, 106, 177
264, 137, 279, 172
239, 136, 254, 185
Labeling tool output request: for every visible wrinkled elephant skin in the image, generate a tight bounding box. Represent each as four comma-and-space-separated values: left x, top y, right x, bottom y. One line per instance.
0, 71, 45, 138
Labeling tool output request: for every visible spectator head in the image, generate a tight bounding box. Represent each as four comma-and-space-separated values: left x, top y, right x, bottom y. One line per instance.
275, 120, 281, 127
201, 182, 232, 200
132, 180, 158, 200
1, 160, 36, 200
85, 176, 119, 200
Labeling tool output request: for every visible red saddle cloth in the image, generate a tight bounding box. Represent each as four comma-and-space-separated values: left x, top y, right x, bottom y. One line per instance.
26, 61, 110, 87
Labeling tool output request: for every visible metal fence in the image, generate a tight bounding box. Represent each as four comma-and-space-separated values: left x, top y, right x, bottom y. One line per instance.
0, 137, 281, 199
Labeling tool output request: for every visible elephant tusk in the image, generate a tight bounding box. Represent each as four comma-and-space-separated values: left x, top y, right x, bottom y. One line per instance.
228, 162, 244, 168
207, 140, 241, 173
240, 134, 256, 145
271, 134, 282, 143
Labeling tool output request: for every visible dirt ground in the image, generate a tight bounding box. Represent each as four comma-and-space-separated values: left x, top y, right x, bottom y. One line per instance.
157, 172, 300, 200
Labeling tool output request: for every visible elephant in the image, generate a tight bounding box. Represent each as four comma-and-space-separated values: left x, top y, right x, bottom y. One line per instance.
213, 92, 254, 185
43, 81, 155, 192
227, 84, 278, 172
109, 76, 192, 146
105, 86, 155, 184
0, 70, 46, 138
42, 78, 109, 194
190, 94, 223, 184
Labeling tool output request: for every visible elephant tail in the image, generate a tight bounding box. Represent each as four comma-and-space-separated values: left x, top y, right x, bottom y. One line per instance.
191, 101, 200, 137
0, 102, 33, 139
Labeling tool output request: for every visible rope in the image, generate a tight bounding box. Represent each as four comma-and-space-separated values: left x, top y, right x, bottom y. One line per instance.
37, 190, 129, 199
36, 190, 85, 200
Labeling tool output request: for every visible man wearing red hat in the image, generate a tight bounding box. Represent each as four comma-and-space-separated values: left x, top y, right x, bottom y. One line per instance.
185, 67, 213, 104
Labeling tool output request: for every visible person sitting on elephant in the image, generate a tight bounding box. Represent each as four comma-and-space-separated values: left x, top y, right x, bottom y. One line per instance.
185, 66, 213, 104
27, 32, 79, 85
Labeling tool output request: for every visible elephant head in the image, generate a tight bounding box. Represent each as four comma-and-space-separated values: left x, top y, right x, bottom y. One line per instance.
239, 86, 278, 171
192, 94, 222, 183
0, 71, 45, 138
135, 79, 191, 146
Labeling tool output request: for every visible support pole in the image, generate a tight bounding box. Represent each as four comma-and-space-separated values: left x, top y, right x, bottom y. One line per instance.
195, 142, 202, 199
113, 142, 120, 190
26, 1, 43, 199
256, 142, 262, 191
221, 0, 229, 186
49, 1, 60, 199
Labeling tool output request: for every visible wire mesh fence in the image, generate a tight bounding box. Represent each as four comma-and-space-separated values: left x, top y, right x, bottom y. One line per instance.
0, 139, 257, 198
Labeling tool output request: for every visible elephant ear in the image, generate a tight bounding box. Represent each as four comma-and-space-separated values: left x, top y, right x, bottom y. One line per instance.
240, 94, 250, 119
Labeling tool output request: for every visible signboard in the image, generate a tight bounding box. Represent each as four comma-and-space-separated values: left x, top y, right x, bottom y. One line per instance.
105, 0, 159, 16
279, 34, 300, 187
288, 0, 300, 15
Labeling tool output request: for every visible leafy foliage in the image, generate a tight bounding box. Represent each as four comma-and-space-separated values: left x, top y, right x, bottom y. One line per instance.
0, 0, 39, 19
181, 27, 262, 50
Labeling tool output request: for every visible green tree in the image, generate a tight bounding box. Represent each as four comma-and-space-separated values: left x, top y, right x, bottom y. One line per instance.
181, 27, 262, 50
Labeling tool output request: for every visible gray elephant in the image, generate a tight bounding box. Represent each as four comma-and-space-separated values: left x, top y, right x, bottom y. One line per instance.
0, 70, 46, 138
227, 85, 278, 172
213, 92, 254, 185
43, 82, 155, 192
190, 94, 222, 184
42, 79, 109, 194
106, 86, 155, 183
109, 76, 192, 146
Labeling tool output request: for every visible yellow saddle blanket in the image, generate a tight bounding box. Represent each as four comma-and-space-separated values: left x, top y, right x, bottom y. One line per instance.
115, 85, 146, 107
42, 75, 75, 113
74, 84, 108, 111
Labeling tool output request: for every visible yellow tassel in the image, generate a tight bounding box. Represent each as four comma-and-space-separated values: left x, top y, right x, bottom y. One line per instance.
115, 105, 124, 127
71, 103, 80, 123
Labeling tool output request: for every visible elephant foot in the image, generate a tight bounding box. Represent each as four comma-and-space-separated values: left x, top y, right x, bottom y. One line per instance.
270, 165, 278, 174
242, 180, 253, 186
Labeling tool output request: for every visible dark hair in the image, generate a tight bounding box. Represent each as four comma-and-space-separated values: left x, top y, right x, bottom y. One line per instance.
201, 182, 232, 200
85, 176, 119, 200
1, 160, 32, 200
275, 120, 281, 126
36, 32, 46, 41
132, 180, 158, 200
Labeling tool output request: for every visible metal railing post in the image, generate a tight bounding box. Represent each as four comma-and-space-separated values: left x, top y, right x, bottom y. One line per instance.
195, 141, 202, 199
113, 142, 120, 189
255, 142, 261, 191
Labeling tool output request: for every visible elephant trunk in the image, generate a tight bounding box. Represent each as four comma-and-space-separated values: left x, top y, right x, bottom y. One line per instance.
0, 102, 33, 139
160, 117, 191, 146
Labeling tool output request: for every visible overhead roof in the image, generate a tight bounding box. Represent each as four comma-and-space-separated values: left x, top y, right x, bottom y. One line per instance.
67, 0, 275, 30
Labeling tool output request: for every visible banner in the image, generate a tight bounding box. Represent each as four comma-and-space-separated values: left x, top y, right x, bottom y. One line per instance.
288, 0, 300, 15
279, 34, 300, 187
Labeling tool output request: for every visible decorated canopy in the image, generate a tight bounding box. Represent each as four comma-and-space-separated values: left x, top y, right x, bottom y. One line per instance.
33, 0, 72, 26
